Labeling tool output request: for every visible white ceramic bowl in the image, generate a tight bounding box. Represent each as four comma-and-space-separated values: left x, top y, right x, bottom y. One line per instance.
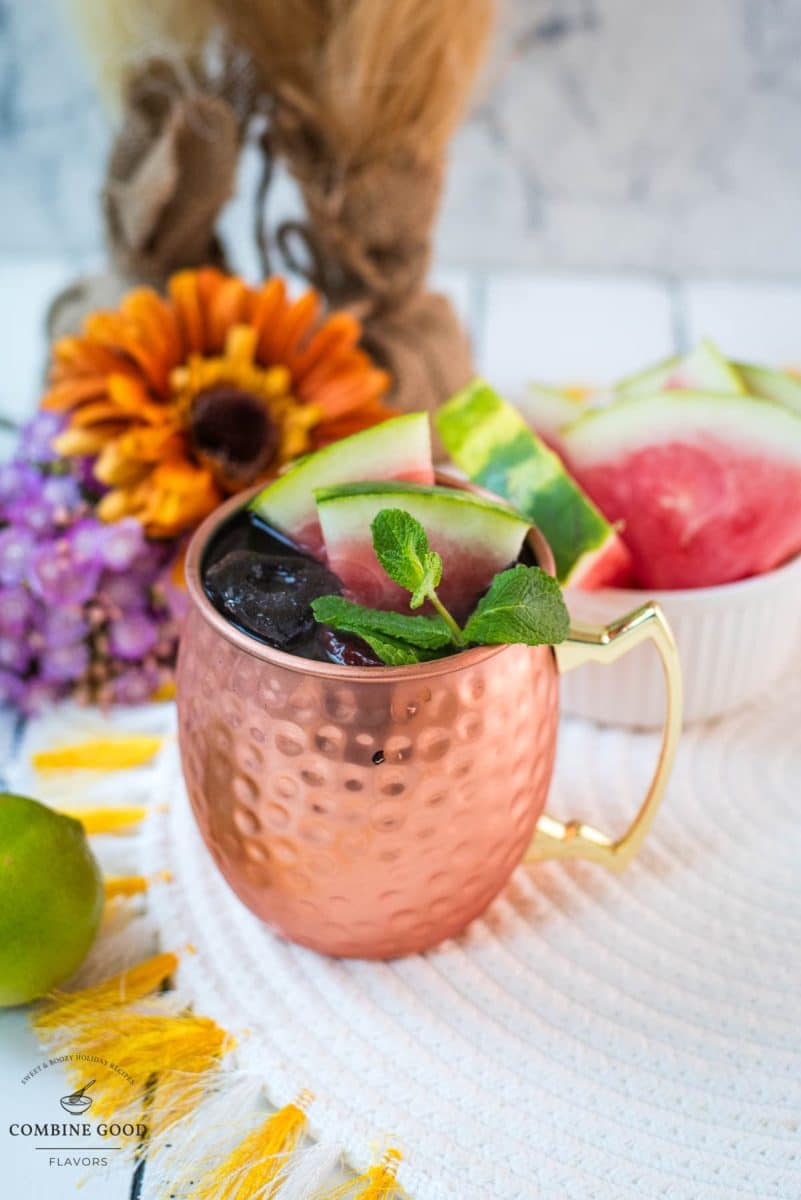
562, 553, 801, 728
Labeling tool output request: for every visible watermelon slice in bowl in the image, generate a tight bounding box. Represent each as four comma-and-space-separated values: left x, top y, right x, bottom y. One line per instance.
315, 480, 531, 622
560, 390, 801, 590
556, 382, 801, 726
248, 412, 433, 557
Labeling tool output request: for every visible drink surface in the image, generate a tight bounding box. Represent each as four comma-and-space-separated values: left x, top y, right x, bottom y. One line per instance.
202, 509, 380, 664
203, 506, 538, 666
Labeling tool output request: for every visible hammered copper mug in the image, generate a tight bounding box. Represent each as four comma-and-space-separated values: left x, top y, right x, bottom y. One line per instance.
177, 484, 683, 959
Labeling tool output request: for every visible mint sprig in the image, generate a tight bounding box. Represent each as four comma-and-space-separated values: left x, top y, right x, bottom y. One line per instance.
370, 509, 464, 643
314, 507, 569, 665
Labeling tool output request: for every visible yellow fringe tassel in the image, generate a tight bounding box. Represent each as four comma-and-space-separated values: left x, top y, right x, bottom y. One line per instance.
33, 952, 178, 1034
32, 734, 163, 772
193, 1090, 314, 1200
317, 1149, 406, 1199
61, 805, 148, 833
103, 870, 171, 901
32, 951, 232, 1134
40, 1007, 234, 1132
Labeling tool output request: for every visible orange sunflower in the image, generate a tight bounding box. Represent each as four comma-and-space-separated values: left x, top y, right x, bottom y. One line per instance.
42, 268, 393, 538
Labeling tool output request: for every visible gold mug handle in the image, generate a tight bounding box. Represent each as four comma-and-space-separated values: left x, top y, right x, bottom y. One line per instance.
525, 602, 683, 871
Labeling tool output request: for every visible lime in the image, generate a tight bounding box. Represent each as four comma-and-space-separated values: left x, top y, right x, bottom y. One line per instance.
0, 794, 103, 1006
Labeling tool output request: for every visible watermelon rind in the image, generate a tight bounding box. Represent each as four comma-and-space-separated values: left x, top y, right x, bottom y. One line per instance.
562, 389, 801, 463
248, 412, 433, 540
734, 362, 801, 415
616, 339, 745, 397
516, 382, 589, 444
435, 380, 629, 586
315, 480, 530, 540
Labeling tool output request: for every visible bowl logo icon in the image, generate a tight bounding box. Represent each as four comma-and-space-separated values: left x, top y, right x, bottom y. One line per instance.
59, 1080, 94, 1116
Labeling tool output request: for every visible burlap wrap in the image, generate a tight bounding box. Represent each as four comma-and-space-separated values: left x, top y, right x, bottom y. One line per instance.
49, 49, 476, 422
48, 60, 242, 340
268, 115, 474, 419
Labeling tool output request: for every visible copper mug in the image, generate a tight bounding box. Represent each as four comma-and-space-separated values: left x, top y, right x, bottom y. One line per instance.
177, 483, 682, 959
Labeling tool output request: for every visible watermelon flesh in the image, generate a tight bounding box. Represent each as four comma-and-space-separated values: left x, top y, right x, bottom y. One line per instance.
562, 391, 801, 589
315, 481, 531, 621
249, 413, 433, 557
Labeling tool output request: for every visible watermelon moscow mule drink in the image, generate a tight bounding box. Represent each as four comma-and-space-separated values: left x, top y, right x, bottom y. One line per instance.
175, 409, 682, 959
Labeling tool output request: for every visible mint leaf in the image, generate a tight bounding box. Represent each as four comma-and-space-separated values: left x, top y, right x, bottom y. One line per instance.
370, 509, 442, 609
355, 633, 425, 666
311, 595, 452, 649
463, 565, 569, 646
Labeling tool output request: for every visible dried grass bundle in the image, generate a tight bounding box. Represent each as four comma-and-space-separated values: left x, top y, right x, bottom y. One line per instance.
217, 0, 493, 164
57, 0, 493, 420
215, 0, 494, 419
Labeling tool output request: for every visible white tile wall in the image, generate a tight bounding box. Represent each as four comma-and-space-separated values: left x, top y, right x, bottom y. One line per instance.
478, 273, 676, 391
682, 281, 801, 365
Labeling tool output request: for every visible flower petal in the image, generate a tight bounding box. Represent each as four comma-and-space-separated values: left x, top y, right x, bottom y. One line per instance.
169, 270, 207, 355
41, 377, 108, 411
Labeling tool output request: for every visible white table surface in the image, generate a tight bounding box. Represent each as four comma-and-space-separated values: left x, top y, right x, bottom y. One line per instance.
1, 257, 799, 1197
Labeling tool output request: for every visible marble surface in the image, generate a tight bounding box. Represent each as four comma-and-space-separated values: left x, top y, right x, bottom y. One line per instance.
3, 0, 801, 275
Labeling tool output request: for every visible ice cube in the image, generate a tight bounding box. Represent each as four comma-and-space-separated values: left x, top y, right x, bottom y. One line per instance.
205, 550, 342, 648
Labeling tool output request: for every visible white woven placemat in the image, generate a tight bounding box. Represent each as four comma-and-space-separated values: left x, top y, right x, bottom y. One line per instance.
136, 673, 801, 1200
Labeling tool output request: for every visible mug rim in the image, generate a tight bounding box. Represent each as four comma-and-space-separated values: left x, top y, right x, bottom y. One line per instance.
183, 473, 557, 682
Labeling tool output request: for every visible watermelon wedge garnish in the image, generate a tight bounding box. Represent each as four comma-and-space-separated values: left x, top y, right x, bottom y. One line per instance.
249, 413, 433, 556
435, 380, 633, 589
315, 481, 531, 620
561, 390, 801, 589
616, 339, 745, 397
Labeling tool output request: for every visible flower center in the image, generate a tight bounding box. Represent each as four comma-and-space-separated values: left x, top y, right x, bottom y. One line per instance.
170, 325, 322, 492
190, 386, 279, 486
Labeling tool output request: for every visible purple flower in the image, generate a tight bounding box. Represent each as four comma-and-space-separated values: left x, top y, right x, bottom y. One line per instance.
68, 517, 107, 565
41, 473, 81, 514
72, 456, 104, 496
0, 417, 180, 712
110, 665, 159, 705
19, 678, 65, 716
0, 634, 32, 673
99, 571, 149, 612
0, 586, 34, 636
99, 517, 146, 571
0, 669, 23, 707
4, 492, 58, 536
107, 611, 159, 660
0, 462, 39, 506
40, 639, 91, 684
133, 538, 170, 573
39, 605, 90, 648
29, 540, 101, 605
16, 412, 64, 463
0, 526, 36, 586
